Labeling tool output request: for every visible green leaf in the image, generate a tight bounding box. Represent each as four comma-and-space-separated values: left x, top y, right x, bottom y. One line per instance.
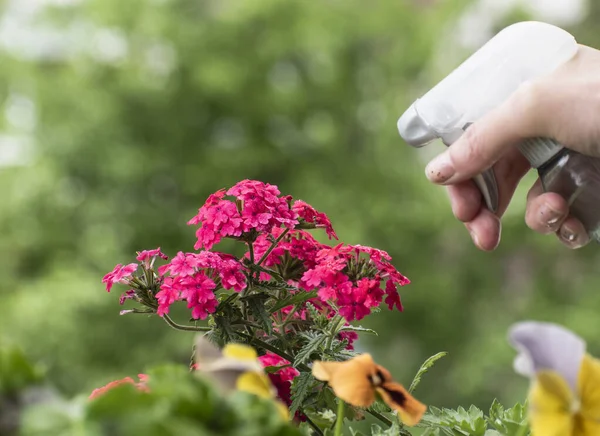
245, 294, 273, 335
487, 399, 529, 435
368, 400, 392, 415
217, 292, 240, 312
270, 290, 318, 314
0, 344, 45, 394
294, 333, 327, 367
339, 325, 378, 335
214, 315, 237, 343
290, 372, 314, 417
369, 422, 403, 436
421, 405, 487, 436
305, 302, 328, 329
409, 352, 447, 394
245, 260, 291, 284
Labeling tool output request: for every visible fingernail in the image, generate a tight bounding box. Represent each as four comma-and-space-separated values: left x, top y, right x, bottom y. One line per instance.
560, 226, 577, 243
539, 204, 562, 228
425, 152, 455, 184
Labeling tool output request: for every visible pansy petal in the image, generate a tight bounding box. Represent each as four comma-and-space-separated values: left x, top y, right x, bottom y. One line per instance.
508, 321, 585, 392
528, 371, 575, 436
578, 354, 600, 423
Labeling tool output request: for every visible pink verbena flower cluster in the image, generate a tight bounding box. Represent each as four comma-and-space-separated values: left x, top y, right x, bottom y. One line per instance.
102, 180, 409, 329
156, 251, 246, 319
188, 180, 303, 251
102, 179, 408, 356
302, 244, 410, 321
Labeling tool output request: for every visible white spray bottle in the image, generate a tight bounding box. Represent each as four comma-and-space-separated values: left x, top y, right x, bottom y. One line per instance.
397, 21, 600, 242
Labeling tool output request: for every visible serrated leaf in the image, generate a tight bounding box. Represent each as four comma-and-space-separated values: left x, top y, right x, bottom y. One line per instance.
370, 422, 403, 436
327, 314, 345, 336
487, 399, 529, 435
339, 325, 377, 335
245, 294, 273, 335
290, 372, 314, 416
247, 264, 287, 283
368, 400, 391, 415
327, 339, 349, 356
294, 334, 327, 367
306, 303, 329, 328
409, 351, 448, 394
270, 290, 318, 314
216, 292, 239, 312
213, 315, 237, 343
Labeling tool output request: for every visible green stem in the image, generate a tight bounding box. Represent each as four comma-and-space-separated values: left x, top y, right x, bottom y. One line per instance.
162, 314, 211, 332
334, 399, 345, 436
257, 228, 289, 266
305, 415, 324, 436
248, 241, 255, 264
281, 303, 301, 328
326, 316, 346, 350
366, 410, 393, 427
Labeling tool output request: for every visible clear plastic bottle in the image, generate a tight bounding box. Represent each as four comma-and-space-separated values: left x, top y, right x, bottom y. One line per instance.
523, 138, 600, 243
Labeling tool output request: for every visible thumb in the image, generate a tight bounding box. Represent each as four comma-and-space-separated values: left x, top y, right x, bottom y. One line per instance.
424, 80, 548, 185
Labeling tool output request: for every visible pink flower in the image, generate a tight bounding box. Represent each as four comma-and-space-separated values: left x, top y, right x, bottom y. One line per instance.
338, 330, 358, 350
119, 290, 136, 305
102, 263, 138, 292
218, 257, 247, 292
188, 198, 243, 250
351, 245, 410, 288
178, 273, 218, 320
188, 190, 227, 226
228, 180, 298, 234
337, 279, 383, 321
299, 242, 409, 321
155, 277, 182, 316
161, 251, 197, 277
258, 353, 299, 408
360, 278, 384, 308
293, 200, 338, 240
188, 180, 300, 250
135, 247, 168, 263
384, 280, 403, 312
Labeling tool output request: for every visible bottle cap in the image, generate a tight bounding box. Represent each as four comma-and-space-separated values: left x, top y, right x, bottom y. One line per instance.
517, 138, 564, 168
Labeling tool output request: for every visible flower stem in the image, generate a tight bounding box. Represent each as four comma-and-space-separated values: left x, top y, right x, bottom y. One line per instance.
257, 228, 289, 266
334, 399, 345, 436
162, 314, 211, 332
326, 316, 346, 350
248, 241, 255, 264
366, 410, 393, 427
305, 415, 324, 436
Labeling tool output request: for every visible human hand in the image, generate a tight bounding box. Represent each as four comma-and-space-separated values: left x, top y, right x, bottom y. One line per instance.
424, 44, 600, 251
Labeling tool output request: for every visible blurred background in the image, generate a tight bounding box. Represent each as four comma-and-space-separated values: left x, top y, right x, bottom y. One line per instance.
0, 0, 599, 415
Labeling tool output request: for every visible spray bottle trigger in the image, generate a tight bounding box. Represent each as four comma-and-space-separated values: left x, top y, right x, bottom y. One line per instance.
473, 169, 499, 213
459, 123, 499, 214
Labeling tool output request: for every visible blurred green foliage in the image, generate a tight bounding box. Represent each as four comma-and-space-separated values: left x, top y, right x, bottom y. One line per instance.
0, 0, 599, 426
21, 363, 301, 436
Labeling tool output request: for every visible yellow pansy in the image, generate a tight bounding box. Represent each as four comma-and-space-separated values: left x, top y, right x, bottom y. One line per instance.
194, 335, 289, 420
509, 321, 600, 435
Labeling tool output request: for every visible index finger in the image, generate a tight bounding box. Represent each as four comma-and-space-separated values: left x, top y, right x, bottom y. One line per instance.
424, 80, 550, 185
